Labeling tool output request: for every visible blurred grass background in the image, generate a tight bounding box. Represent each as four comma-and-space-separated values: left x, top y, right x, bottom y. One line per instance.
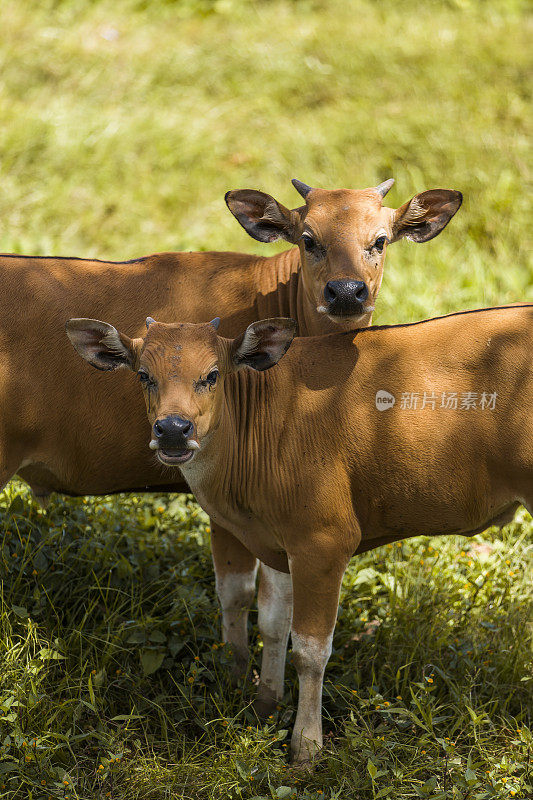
0, 0, 531, 321
0, 0, 531, 798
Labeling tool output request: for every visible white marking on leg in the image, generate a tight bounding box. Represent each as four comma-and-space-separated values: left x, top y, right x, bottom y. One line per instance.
256, 564, 293, 714
290, 630, 333, 762
215, 565, 258, 674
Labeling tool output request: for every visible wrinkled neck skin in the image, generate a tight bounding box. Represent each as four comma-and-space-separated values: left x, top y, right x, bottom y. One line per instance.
260, 248, 373, 336
179, 368, 293, 570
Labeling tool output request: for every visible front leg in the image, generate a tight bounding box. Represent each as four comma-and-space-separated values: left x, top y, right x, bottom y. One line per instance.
289, 548, 349, 763
255, 563, 293, 717
210, 522, 258, 681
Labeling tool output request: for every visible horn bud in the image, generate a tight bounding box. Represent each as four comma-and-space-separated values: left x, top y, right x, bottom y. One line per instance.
292, 178, 314, 199
375, 178, 395, 198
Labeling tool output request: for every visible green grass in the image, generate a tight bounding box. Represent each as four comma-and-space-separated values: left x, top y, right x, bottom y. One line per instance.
1, 485, 531, 799
0, 0, 531, 797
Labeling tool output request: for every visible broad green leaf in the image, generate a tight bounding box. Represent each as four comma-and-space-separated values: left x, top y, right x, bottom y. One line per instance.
0, 762, 19, 774
8, 494, 25, 514
127, 630, 146, 644
353, 567, 380, 587
140, 649, 165, 676
275, 788, 294, 799
422, 776, 437, 792
367, 759, 378, 779
465, 767, 477, 784
149, 630, 167, 643
38, 649, 65, 660
32, 550, 49, 571
235, 759, 248, 779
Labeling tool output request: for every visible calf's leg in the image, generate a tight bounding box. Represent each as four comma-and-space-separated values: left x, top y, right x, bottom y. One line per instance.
255, 563, 293, 717
289, 549, 348, 763
211, 522, 258, 680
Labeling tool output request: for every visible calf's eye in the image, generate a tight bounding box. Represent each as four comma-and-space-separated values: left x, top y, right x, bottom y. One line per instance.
301, 233, 316, 253
205, 369, 219, 387
138, 370, 155, 389
194, 368, 219, 393
373, 236, 387, 253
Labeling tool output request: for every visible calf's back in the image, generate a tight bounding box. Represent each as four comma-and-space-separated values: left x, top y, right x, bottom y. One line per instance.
202, 306, 533, 563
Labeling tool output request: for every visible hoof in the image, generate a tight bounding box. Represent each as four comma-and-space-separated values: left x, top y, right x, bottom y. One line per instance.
253, 697, 277, 720
253, 685, 278, 719
290, 734, 321, 766
288, 755, 316, 773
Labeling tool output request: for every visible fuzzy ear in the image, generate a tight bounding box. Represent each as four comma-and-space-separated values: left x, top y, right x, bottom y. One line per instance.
66, 318, 138, 371
231, 318, 297, 371
391, 189, 462, 243
225, 189, 304, 244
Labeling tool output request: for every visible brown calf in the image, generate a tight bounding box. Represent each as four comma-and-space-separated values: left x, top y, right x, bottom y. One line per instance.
68, 306, 533, 762
1, 179, 459, 680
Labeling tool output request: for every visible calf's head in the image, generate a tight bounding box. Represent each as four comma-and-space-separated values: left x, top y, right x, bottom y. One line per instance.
66, 316, 296, 465
226, 180, 462, 327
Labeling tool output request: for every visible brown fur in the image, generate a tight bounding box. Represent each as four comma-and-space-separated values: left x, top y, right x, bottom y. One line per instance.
0, 181, 460, 754
1, 182, 463, 497
71, 304, 532, 761
3, 182, 460, 625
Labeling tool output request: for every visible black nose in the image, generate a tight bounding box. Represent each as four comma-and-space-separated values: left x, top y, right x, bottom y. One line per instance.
324, 279, 369, 316
153, 416, 193, 447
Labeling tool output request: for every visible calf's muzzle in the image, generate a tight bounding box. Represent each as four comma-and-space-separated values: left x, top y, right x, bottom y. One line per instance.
154, 415, 193, 441
323, 279, 369, 317
150, 415, 196, 464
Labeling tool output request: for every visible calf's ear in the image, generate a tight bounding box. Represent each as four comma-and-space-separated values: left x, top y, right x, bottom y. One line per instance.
391, 189, 462, 243
231, 318, 297, 371
225, 189, 304, 244
66, 318, 139, 371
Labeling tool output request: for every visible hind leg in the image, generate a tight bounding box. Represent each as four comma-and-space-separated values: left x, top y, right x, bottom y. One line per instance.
4, 457, 50, 507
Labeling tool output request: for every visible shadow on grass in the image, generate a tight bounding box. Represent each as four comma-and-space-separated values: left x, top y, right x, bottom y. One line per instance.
0, 482, 531, 798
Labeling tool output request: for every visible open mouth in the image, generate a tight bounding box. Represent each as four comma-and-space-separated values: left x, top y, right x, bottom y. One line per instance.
156, 449, 195, 465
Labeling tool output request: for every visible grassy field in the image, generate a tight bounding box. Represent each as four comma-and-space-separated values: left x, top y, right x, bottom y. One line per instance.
0, 0, 532, 798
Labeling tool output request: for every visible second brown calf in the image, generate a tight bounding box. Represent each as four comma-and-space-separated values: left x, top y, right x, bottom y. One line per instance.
66, 305, 531, 764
